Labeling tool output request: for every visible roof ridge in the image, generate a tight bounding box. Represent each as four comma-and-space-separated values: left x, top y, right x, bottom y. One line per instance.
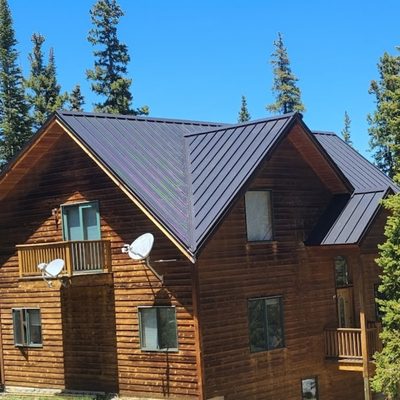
184, 112, 298, 138
312, 130, 337, 136
56, 110, 224, 128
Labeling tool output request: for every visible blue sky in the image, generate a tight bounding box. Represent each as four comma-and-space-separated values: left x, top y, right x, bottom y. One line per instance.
9, 0, 400, 157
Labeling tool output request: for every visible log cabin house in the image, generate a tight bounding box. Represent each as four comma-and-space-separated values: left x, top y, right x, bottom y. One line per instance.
0, 111, 396, 399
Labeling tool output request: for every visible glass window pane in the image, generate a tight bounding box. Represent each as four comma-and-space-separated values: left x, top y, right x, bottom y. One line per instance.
12, 309, 23, 346
302, 377, 318, 400
265, 298, 284, 349
248, 299, 267, 352
158, 308, 178, 350
334, 256, 349, 287
28, 309, 42, 345
140, 308, 158, 350
82, 204, 101, 240
245, 191, 272, 241
65, 206, 83, 241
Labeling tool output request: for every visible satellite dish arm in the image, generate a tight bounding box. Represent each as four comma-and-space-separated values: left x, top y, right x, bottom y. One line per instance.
145, 257, 163, 283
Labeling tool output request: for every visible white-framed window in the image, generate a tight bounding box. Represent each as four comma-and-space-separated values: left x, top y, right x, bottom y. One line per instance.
245, 190, 273, 241
12, 308, 42, 347
138, 306, 178, 352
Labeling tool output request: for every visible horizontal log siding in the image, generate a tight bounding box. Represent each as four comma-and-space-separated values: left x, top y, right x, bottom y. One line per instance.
197, 137, 367, 400
0, 132, 198, 397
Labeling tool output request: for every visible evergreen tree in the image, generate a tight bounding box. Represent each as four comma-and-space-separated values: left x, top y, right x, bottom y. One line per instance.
238, 95, 251, 123
341, 111, 352, 145
267, 32, 305, 115
87, 0, 148, 115
25, 33, 67, 130
371, 190, 400, 399
0, 0, 32, 168
69, 85, 85, 111
368, 50, 400, 178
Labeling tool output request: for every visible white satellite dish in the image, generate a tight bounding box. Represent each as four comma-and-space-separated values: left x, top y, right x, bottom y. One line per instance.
37, 258, 65, 287
122, 233, 154, 260
122, 233, 163, 282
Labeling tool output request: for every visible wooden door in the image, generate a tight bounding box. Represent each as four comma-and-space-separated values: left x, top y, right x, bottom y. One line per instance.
336, 287, 355, 327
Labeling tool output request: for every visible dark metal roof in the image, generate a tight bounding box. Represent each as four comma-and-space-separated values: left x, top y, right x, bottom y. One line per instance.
57, 111, 224, 251
37, 111, 397, 254
187, 114, 295, 249
312, 132, 398, 245
313, 132, 398, 192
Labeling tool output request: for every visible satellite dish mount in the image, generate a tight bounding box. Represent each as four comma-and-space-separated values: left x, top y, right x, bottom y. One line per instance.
122, 233, 163, 283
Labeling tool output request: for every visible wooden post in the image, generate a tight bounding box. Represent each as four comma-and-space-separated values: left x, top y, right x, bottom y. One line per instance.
65, 242, 73, 276
17, 249, 23, 278
358, 255, 372, 400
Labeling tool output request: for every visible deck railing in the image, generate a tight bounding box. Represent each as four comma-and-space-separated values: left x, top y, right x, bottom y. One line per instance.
17, 240, 112, 278
324, 327, 379, 360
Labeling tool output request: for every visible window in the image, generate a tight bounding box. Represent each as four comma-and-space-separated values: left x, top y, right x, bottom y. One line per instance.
248, 296, 284, 352
12, 309, 42, 347
301, 377, 319, 400
61, 201, 101, 241
245, 190, 273, 241
139, 307, 178, 351
334, 256, 350, 287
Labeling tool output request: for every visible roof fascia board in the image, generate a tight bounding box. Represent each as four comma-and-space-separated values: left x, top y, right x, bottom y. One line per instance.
54, 117, 196, 264
0, 114, 57, 186
297, 118, 354, 194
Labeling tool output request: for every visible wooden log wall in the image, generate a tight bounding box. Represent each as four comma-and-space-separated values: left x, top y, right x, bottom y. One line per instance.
0, 131, 199, 398
196, 135, 375, 400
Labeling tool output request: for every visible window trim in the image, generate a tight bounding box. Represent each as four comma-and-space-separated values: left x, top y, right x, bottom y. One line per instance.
138, 306, 179, 353
12, 308, 42, 348
301, 376, 319, 400
244, 189, 274, 242
61, 200, 101, 241
247, 295, 285, 353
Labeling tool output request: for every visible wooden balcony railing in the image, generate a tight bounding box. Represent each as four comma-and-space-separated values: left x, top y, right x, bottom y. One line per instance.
17, 240, 112, 278
324, 327, 379, 360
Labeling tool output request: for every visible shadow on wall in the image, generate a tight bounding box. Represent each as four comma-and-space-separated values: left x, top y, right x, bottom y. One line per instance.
61, 274, 119, 393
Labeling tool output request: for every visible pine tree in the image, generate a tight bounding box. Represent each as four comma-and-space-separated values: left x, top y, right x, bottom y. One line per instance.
69, 85, 85, 111
25, 33, 67, 131
87, 0, 148, 115
0, 0, 32, 169
266, 32, 305, 115
341, 111, 352, 145
370, 190, 400, 399
368, 50, 400, 178
238, 95, 251, 123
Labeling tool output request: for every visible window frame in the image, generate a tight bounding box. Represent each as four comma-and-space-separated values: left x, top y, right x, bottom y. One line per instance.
61, 200, 101, 241
138, 306, 179, 352
12, 308, 42, 348
244, 189, 274, 242
301, 376, 319, 400
247, 295, 285, 353
334, 256, 351, 288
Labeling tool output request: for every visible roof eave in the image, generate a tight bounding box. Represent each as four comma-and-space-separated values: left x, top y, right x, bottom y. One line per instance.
55, 114, 197, 264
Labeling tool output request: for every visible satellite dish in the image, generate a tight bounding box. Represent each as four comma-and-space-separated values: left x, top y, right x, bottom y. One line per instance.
37, 258, 65, 287
121, 233, 163, 282
123, 233, 154, 261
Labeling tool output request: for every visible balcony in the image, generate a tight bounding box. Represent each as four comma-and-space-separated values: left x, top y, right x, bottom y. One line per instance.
17, 240, 112, 278
324, 327, 380, 363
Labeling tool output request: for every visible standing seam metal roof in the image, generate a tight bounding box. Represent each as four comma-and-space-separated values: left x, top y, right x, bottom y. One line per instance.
48, 111, 398, 254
